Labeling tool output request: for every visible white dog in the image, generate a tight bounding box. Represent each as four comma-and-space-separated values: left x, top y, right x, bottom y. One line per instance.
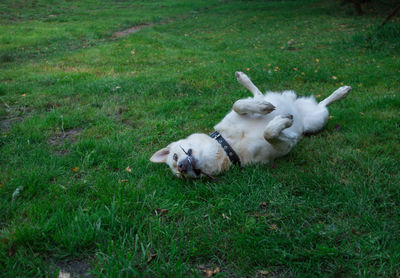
151, 72, 351, 178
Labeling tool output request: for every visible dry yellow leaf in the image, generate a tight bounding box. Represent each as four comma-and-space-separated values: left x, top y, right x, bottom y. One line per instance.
315, 58, 319, 63
125, 166, 132, 172
72, 167, 79, 172
332, 76, 337, 80
258, 270, 270, 276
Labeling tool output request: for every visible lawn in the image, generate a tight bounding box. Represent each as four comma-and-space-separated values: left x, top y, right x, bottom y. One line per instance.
1, 0, 399, 276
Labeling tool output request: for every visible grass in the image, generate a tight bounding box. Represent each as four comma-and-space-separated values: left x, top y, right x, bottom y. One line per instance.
1, 0, 399, 276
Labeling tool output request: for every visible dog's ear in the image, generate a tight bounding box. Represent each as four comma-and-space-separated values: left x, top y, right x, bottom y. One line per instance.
150, 146, 171, 163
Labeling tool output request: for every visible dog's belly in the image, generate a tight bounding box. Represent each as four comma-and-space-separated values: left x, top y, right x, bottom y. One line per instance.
214, 94, 304, 164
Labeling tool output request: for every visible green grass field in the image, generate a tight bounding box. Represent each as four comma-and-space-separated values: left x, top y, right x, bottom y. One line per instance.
1, 0, 399, 276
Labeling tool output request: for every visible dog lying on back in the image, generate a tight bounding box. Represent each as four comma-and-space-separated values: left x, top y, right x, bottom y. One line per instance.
150, 72, 351, 178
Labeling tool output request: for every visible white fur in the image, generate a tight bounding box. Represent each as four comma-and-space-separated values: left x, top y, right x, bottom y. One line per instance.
151, 72, 351, 178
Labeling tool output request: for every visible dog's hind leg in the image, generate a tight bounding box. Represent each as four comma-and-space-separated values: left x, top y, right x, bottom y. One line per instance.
319, 86, 352, 107
233, 98, 275, 115
235, 71, 264, 98
264, 114, 299, 152
299, 86, 352, 134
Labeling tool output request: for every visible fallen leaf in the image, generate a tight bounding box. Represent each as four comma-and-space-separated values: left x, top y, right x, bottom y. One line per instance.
115, 86, 121, 89
203, 269, 213, 278
269, 224, 278, 230
119, 179, 128, 182
315, 58, 319, 63
258, 270, 270, 276
72, 167, 79, 172
332, 76, 337, 80
222, 213, 231, 220
21, 93, 26, 97
259, 201, 267, 209
213, 267, 220, 274
293, 67, 298, 71
301, 72, 305, 75
203, 267, 220, 277
125, 166, 132, 172
147, 253, 157, 263
8, 244, 14, 257
155, 208, 169, 216
58, 271, 71, 278
352, 229, 361, 235
130, 49, 135, 55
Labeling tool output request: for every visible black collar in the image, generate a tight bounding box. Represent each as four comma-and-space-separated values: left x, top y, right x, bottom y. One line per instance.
210, 131, 241, 166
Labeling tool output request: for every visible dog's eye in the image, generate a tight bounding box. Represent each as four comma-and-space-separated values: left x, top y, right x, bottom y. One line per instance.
173, 153, 178, 161
188, 149, 193, 156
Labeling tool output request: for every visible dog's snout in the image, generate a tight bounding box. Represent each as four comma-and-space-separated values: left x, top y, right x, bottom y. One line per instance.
178, 159, 190, 173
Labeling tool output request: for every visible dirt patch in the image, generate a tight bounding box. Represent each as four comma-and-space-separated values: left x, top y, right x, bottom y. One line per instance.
48, 128, 83, 146
113, 9, 207, 37
113, 17, 179, 37
0, 117, 23, 131
114, 23, 155, 37
55, 259, 92, 278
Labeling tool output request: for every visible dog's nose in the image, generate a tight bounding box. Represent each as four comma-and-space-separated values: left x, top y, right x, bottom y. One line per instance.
178, 159, 190, 173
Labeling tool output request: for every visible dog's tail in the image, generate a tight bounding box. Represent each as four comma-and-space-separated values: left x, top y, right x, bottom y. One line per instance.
296, 86, 351, 135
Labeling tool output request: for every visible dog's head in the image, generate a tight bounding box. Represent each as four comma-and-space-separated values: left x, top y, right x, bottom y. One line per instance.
150, 133, 231, 178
